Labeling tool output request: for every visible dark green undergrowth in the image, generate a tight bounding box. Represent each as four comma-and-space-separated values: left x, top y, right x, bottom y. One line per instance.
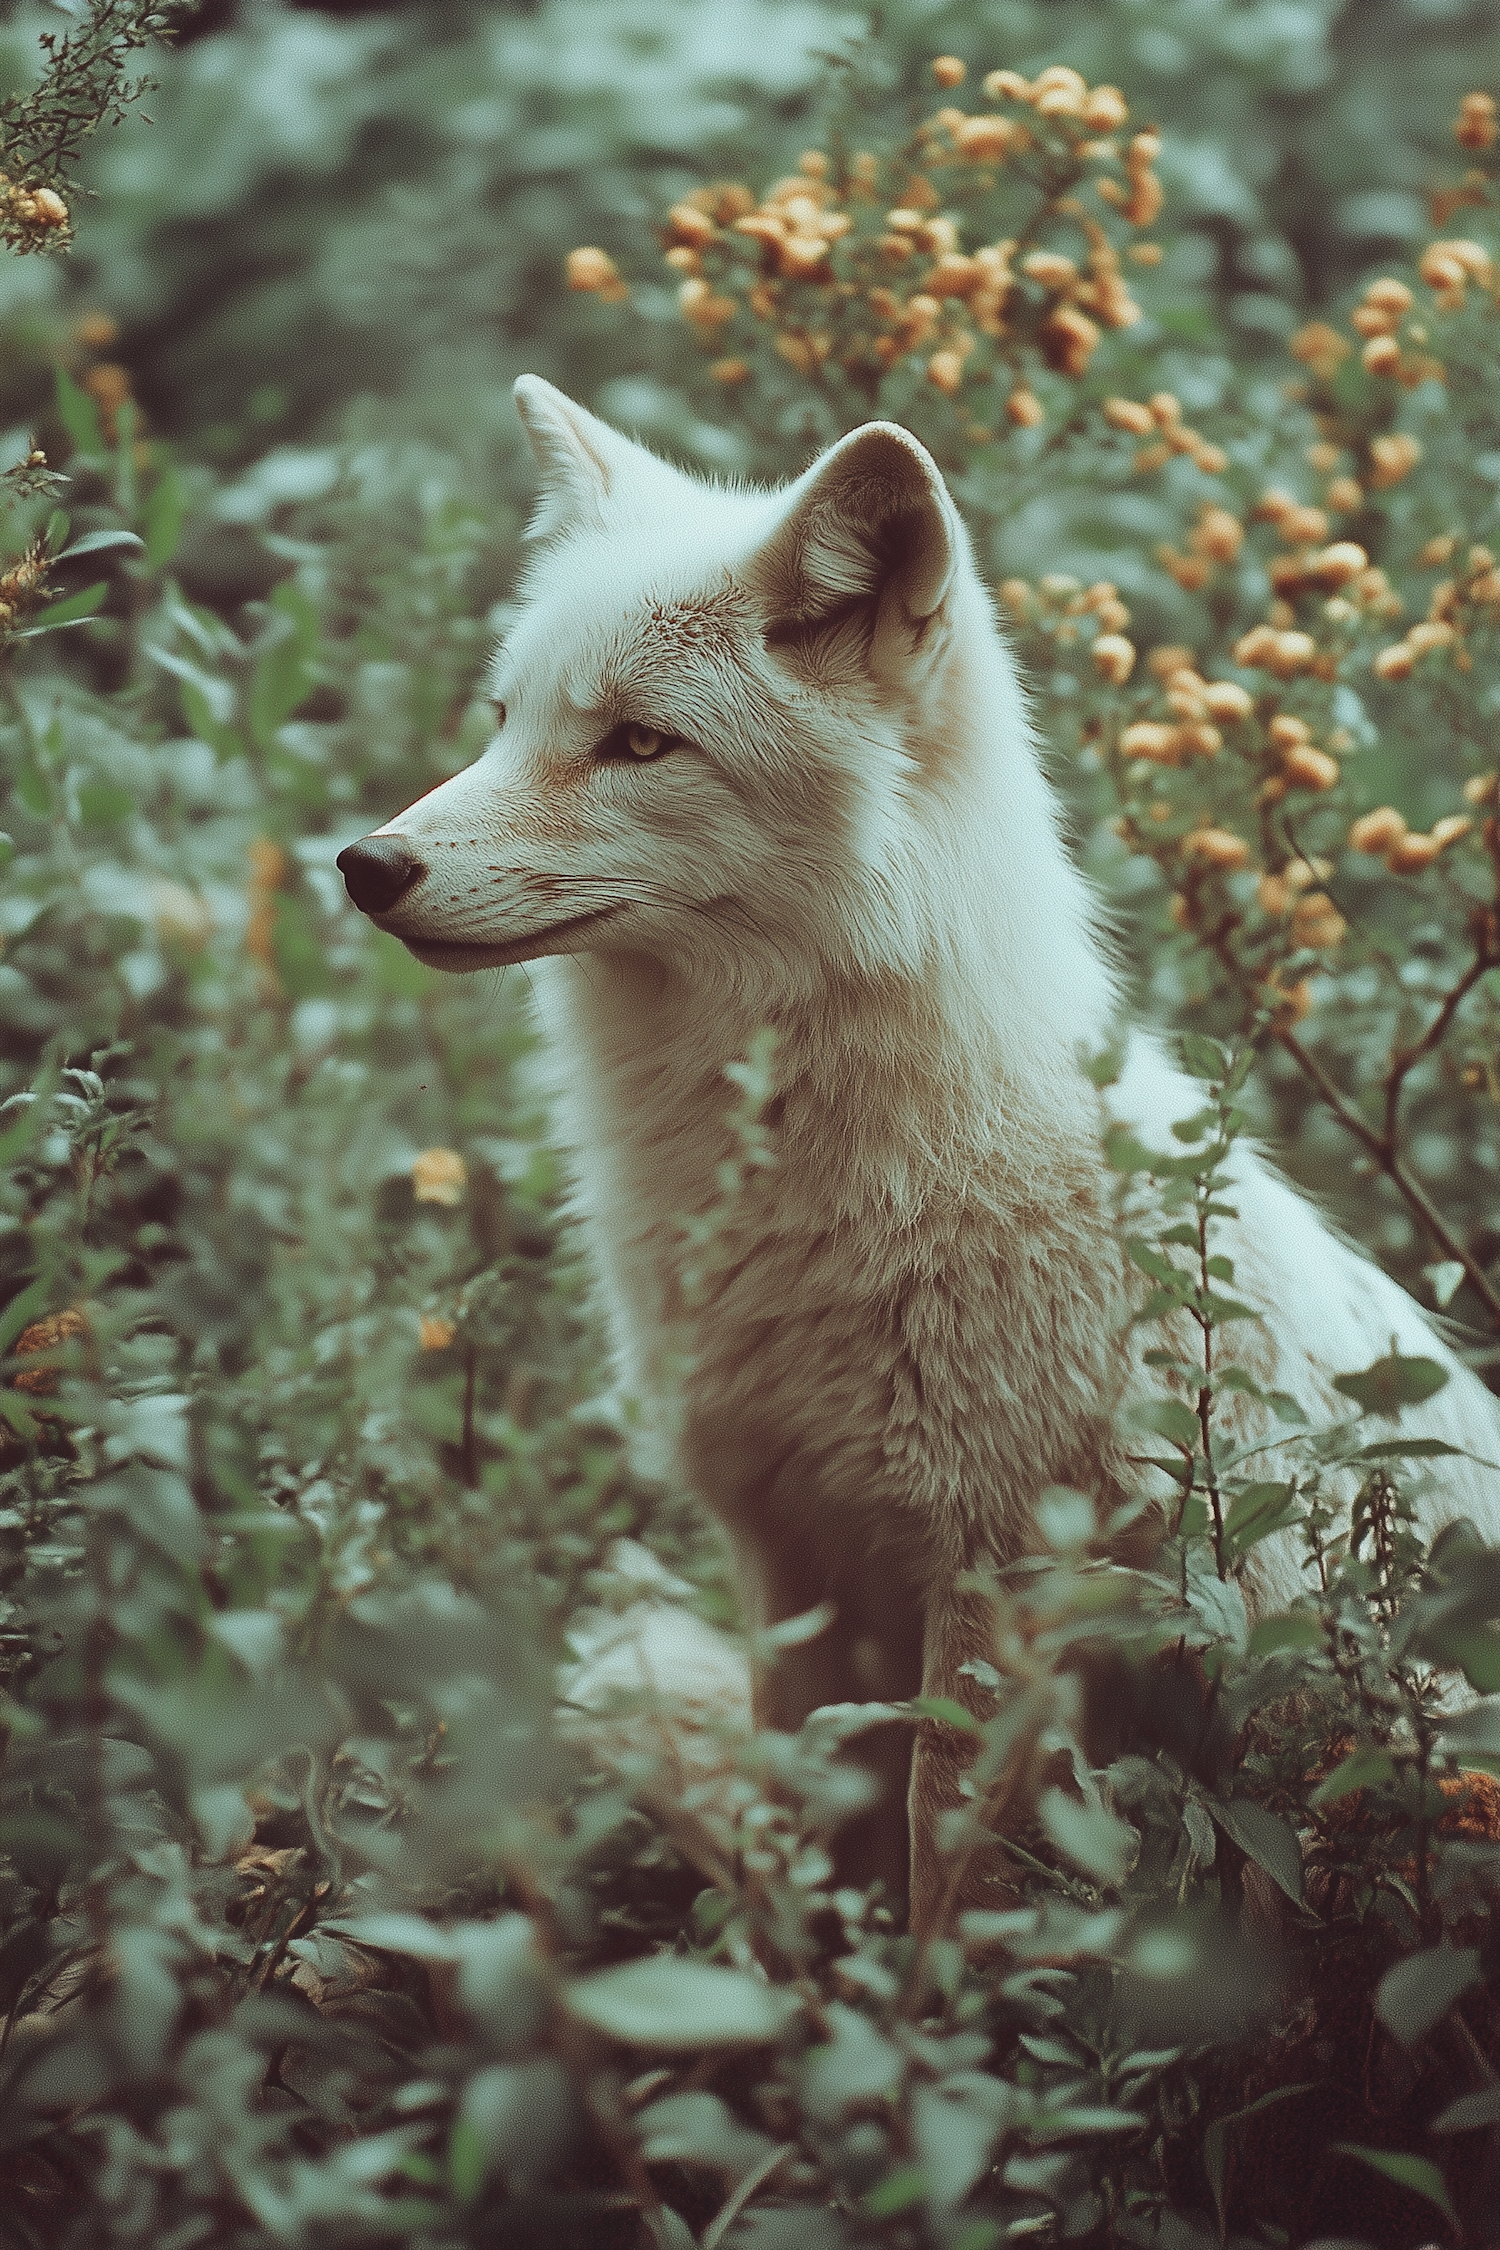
1, 6, 1499, 2246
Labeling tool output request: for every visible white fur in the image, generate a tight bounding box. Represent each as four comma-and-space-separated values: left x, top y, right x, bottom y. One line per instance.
350, 378, 1500, 1916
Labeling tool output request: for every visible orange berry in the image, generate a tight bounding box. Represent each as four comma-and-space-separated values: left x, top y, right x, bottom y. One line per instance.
1103, 396, 1155, 436
1191, 506, 1244, 563
566, 246, 625, 297
1455, 91, 1497, 149
1282, 745, 1341, 791
1091, 633, 1136, 683
1385, 832, 1439, 874
1121, 721, 1179, 764
1348, 806, 1408, 855
1270, 631, 1317, 675
1369, 433, 1421, 488
1290, 893, 1346, 949
1203, 680, 1254, 722
1183, 827, 1250, 871
927, 348, 966, 394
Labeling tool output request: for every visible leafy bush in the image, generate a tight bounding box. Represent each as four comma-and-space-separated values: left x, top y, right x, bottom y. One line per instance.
1, 11, 1499, 2249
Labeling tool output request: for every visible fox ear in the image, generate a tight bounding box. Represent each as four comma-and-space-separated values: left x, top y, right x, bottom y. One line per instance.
513, 375, 651, 536
753, 422, 963, 679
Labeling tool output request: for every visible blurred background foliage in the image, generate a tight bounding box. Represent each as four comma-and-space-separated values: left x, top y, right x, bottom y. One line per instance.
2, 3, 1500, 2246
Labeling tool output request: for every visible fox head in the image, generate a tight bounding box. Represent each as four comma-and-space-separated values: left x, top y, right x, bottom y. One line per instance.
337, 376, 1086, 1017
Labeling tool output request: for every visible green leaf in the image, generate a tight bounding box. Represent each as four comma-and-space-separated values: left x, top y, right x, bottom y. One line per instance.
1030, 2105, 1148, 2140
911, 1696, 981, 1732
0, 1277, 50, 1357
1180, 1032, 1231, 1083
1444, 1629, 1500, 1693
1333, 1350, 1449, 1417
1353, 1437, 1471, 1462
1127, 1238, 1189, 1288
565, 1958, 797, 2049
1431, 2082, 1500, 2133
0, 1389, 38, 1440
1434, 1697, 1500, 1758
55, 365, 104, 455
54, 528, 144, 562
1199, 1291, 1262, 1324
1247, 1610, 1322, 1655
1374, 1947, 1479, 2047
1134, 1397, 1201, 1451
249, 579, 320, 751
31, 581, 107, 628
1035, 1486, 1096, 1551
447, 2116, 486, 2205
1310, 1747, 1395, 1806
1203, 2082, 1317, 2229
1038, 1787, 1137, 1885
143, 467, 186, 568
864, 2164, 927, 2215
1210, 1799, 1303, 1903
1223, 1480, 1299, 1556
1330, 2145, 1455, 2225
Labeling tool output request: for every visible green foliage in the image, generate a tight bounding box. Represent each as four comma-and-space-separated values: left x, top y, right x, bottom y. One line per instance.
0, 5, 1498, 2246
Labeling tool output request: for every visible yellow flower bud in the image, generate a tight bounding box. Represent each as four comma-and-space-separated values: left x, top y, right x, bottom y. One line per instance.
931, 55, 967, 87
413, 1149, 467, 1205
419, 1316, 457, 1351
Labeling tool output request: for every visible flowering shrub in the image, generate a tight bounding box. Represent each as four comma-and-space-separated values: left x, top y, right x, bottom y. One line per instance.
0, 19, 1499, 2250
575, 52, 1500, 1345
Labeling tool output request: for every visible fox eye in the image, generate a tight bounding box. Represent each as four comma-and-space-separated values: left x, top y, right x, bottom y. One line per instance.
596, 720, 682, 762
492, 699, 507, 727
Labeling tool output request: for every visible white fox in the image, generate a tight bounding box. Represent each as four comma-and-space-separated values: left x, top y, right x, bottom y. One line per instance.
337, 376, 1500, 1927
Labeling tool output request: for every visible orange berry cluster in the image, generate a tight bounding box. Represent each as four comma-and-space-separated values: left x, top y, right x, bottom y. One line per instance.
1103, 392, 1227, 476
1417, 235, 1495, 309
1374, 543, 1499, 680
566, 57, 1166, 426
1348, 804, 1472, 874
1118, 649, 1254, 769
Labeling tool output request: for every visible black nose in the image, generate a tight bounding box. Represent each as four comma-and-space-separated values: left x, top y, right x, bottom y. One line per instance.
337, 836, 426, 915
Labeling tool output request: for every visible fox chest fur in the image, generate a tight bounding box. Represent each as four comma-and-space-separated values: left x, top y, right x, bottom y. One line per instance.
537, 952, 1131, 1597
